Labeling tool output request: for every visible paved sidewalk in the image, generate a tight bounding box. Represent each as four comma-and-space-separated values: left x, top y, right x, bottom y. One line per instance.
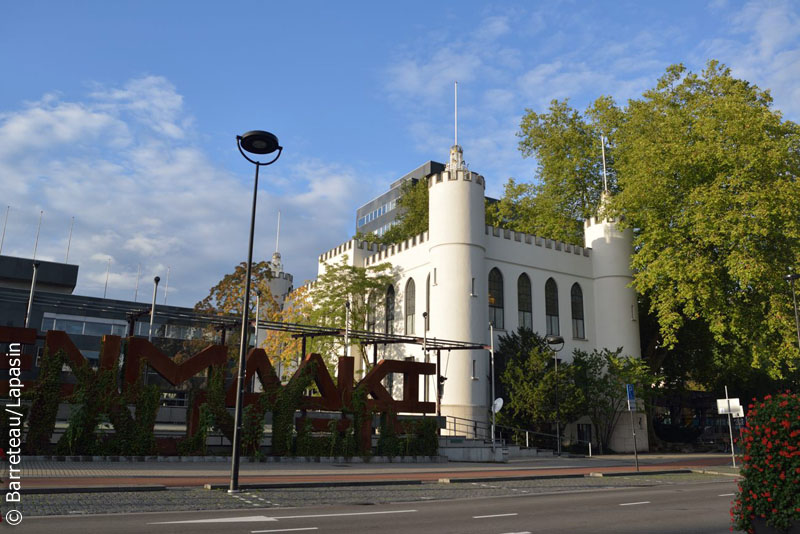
15, 453, 739, 492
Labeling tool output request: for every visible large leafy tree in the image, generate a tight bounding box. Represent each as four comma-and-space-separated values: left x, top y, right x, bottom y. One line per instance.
194, 260, 279, 360
378, 178, 429, 244
307, 256, 394, 371
488, 97, 622, 245
196, 261, 276, 316
611, 62, 800, 379
497, 328, 584, 435
511, 61, 800, 382
572, 348, 655, 454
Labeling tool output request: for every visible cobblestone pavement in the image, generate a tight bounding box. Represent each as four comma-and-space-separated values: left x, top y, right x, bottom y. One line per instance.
22, 473, 735, 517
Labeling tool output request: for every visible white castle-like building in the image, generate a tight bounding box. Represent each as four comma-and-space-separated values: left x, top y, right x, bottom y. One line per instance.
313, 143, 645, 452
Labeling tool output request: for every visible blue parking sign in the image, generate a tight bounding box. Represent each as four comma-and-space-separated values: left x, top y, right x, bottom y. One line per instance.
626, 384, 635, 411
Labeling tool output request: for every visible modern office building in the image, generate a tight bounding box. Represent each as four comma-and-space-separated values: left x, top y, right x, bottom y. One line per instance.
355, 161, 445, 237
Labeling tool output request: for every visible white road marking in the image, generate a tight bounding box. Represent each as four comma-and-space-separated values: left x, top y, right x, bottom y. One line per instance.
272, 510, 418, 520
252, 529, 319, 533
719, 493, 735, 497
619, 501, 650, 506
473, 513, 519, 519
500, 532, 531, 534
151, 515, 278, 525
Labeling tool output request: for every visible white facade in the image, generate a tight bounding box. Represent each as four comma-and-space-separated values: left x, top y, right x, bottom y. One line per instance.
314, 144, 644, 451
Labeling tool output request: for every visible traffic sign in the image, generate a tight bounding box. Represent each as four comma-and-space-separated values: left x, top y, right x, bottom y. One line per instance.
626, 384, 635, 411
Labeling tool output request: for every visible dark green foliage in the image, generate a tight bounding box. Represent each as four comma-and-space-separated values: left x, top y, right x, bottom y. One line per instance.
271, 362, 315, 456
24, 349, 66, 454
497, 328, 584, 434
572, 348, 655, 453
203, 365, 234, 443
241, 392, 274, 458
377, 412, 402, 457
178, 404, 213, 456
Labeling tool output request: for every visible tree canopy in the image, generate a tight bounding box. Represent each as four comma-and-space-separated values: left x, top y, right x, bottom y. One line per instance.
510, 61, 800, 382
306, 256, 394, 371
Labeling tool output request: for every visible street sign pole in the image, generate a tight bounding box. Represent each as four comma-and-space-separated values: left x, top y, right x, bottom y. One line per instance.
626, 384, 639, 472
725, 386, 736, 468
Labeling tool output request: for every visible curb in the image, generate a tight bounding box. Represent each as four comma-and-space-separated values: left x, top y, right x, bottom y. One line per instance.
22, 485, 167, 495
204, 479, 425, 490
24, 455, 448, 464
20, 468, 711, 494
690, 468, 741, 478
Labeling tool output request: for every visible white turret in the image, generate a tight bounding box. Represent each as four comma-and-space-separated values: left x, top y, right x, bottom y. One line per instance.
584, 194, 640, 357
428, 144, 489, 427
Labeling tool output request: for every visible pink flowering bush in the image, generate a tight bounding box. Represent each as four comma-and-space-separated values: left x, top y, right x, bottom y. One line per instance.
732, 392, 800, 533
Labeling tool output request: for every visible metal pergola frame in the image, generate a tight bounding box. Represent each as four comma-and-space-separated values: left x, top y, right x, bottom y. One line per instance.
254, 319, 488, 422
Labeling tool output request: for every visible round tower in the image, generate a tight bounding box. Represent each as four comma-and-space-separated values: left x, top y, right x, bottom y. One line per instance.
427, 144, 489, 427
584, 196, 641, 358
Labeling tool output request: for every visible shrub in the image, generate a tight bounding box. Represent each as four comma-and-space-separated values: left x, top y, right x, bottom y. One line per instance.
732, 391, 800, 533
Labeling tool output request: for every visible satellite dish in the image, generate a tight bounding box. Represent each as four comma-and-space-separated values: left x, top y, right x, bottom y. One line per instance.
492, 397, 504, 414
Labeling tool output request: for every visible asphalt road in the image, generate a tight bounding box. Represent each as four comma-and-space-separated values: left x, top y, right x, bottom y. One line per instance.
14, 478, 740, 534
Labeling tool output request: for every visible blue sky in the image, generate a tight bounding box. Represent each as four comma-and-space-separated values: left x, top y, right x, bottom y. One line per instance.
1, 1, 798, 307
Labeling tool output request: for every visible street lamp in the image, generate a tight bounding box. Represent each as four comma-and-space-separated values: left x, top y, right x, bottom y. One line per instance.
784, 272, 800, 352
546, 334, 564, 456
230, 130, 282, 493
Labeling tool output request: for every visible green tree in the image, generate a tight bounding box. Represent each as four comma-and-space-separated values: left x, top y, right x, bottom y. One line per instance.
497, 328, 584, 435
572, 348, 656, 454
489, 97, 622, 245
307, 256, 394, 371
511, 61, 800, 381
196, 261, 276, 316
610, 61, 800, 379
377, 178, 429, 244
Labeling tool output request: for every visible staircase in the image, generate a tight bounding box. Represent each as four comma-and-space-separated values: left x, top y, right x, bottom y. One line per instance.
438, 416, 555, 462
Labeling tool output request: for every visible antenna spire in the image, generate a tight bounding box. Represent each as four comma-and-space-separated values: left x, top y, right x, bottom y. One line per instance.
33, 210, 43, 260
0, 205, 9, 255
454, 81, 458, 146
65, 216, 75, 263
275, 210, 281, 253
600, 135, 609, 193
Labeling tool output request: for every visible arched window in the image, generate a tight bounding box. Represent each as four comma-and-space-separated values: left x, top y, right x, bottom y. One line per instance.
517, 273, 532, 330
571, 283, 585, 339
405, 278, 416, 335
366, 292, 376, 332
545, 278, 559, 336
385, 284, 395, 334
488, 268, 504, 329
425, 274, 430, 331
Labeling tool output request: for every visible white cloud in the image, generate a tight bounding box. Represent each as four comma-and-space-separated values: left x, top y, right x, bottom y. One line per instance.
696, 0, 800, 119
0, 77, 362, 305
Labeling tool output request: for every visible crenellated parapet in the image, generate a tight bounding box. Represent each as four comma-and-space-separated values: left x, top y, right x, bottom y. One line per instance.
485, 225, 591, 258
318, 238, 387, 264
364, 231, 429, 266
427, 168, 485, 189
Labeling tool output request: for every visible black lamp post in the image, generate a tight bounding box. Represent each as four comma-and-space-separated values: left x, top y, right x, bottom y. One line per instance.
785, 272, 800, 352
230, 130, 282, 493
546, 334, 564, 456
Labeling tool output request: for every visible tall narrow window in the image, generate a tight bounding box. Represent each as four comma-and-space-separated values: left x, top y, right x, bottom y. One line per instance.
366, 292, 376, 332
517, 273, 532, 330
545, 278, 559, 336
571, 283, 585, 339
385, 285, 395, 334
488, 268, 504, 329
425, 274, 430, 331
405, 278, 416, 335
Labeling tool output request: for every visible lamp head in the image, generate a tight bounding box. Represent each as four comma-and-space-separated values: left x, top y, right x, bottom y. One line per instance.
238, 130, 280, 155
545, 335, 565, 352
784, 273, 800, 282
154, 276, 161, 284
